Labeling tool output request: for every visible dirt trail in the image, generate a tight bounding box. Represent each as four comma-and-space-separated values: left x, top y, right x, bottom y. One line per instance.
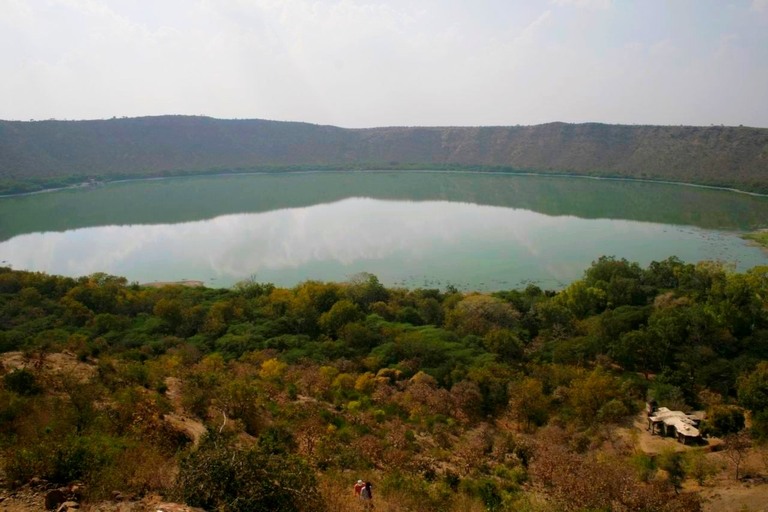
162, 377, 207, 446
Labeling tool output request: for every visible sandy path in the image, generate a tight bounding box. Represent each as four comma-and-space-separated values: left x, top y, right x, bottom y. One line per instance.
163, 377, 207, 446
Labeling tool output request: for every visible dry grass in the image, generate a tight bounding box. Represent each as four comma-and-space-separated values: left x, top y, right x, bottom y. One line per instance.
318, 474, 490, 512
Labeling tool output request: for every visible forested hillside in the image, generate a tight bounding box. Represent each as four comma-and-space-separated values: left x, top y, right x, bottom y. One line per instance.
2, 258, 768, 510
1, 116, 767, 194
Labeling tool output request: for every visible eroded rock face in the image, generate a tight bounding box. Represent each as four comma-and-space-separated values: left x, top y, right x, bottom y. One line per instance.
2, 117, 767, 193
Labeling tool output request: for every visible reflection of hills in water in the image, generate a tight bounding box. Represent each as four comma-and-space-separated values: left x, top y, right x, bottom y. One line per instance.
1, 171, 767, 242
2, 197, 765, 292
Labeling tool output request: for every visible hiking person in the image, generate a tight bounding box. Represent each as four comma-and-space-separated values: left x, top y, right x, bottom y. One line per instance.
360, 481, 373, 509
354, 479, 365, 497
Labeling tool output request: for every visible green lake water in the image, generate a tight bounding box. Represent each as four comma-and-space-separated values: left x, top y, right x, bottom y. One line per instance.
1, 171, 767, 290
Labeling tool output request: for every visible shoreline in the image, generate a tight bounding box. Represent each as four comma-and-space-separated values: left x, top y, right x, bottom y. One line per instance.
2, 168, 768, 199
140, 280, 205, 288
742, 229, 768, 251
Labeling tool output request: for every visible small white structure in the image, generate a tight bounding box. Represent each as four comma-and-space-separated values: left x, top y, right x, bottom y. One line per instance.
647, 406, 702, 444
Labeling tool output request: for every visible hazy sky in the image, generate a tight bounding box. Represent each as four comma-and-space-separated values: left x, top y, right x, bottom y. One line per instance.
1, 0, 767, 127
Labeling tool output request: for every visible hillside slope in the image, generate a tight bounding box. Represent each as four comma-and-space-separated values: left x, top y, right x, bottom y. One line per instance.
1, 116, 767, 193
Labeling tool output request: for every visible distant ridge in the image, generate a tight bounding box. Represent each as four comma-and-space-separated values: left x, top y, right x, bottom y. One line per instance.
1, 116, 767, 194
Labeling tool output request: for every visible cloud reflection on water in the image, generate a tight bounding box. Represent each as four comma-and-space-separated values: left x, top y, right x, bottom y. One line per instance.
0, 198, 763, 290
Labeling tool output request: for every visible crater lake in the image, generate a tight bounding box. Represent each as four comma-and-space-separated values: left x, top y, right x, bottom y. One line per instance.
1, 171, 767, 290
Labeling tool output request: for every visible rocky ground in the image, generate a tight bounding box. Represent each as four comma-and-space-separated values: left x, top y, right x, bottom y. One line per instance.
0, 475, 205, 512
0, 354, 206, 511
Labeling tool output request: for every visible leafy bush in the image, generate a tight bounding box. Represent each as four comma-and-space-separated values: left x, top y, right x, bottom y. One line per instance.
683, 450, 718, 485
701, 405, 745, 437
3, 369, 42, 396
630, 453, 657, 482
4, 433, 119, 487
657, 449, 685, 491
175, 434, 325, 512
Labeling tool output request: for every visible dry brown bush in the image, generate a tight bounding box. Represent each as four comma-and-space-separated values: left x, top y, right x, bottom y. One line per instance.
529, 428, 702, 512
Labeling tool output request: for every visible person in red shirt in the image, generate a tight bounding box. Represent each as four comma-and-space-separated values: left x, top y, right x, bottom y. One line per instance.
354, 479, 365, 497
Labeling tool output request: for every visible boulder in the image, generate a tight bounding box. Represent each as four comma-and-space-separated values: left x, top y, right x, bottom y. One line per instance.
29, 477, 48, 488
69, 484, 85, 500
45, 489, 67, 510
154, 503, 206, 512
56, 501, 80, 512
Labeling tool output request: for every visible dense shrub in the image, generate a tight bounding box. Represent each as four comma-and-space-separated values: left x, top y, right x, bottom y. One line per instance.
1, 261, 767, 509
175, 435, 325, 512
701, 405, 745, 437
3, 369, 42, 396
4, 433, 120, 487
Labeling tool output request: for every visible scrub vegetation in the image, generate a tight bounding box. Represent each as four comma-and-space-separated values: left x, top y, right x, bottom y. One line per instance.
743, 230, 768, 250
2, 257, 768, 510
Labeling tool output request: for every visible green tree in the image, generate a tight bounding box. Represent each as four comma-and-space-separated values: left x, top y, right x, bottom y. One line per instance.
318, 299, 363, 337
533, 300, 574, 339
483, 328, 524, 361
644, 256, 686, 289
657, 448, 685, 492
465, 362, 516, 416
613, 328, 658, 375
567, 368, 630, 425
555, 279, 606, 318
700, 406, 744, 438
583, 256, 647, 308
447, 294, 520, 336
508, 377, 549, 431
339, 321, 382, 352
684, 449, 718, 485
585, 256, 643, 286
345, 273, 388, 310
738, 362, 768, 438
3, 369, 42, 396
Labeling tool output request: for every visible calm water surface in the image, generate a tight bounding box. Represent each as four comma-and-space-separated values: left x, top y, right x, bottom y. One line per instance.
1, 171, 767, 290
